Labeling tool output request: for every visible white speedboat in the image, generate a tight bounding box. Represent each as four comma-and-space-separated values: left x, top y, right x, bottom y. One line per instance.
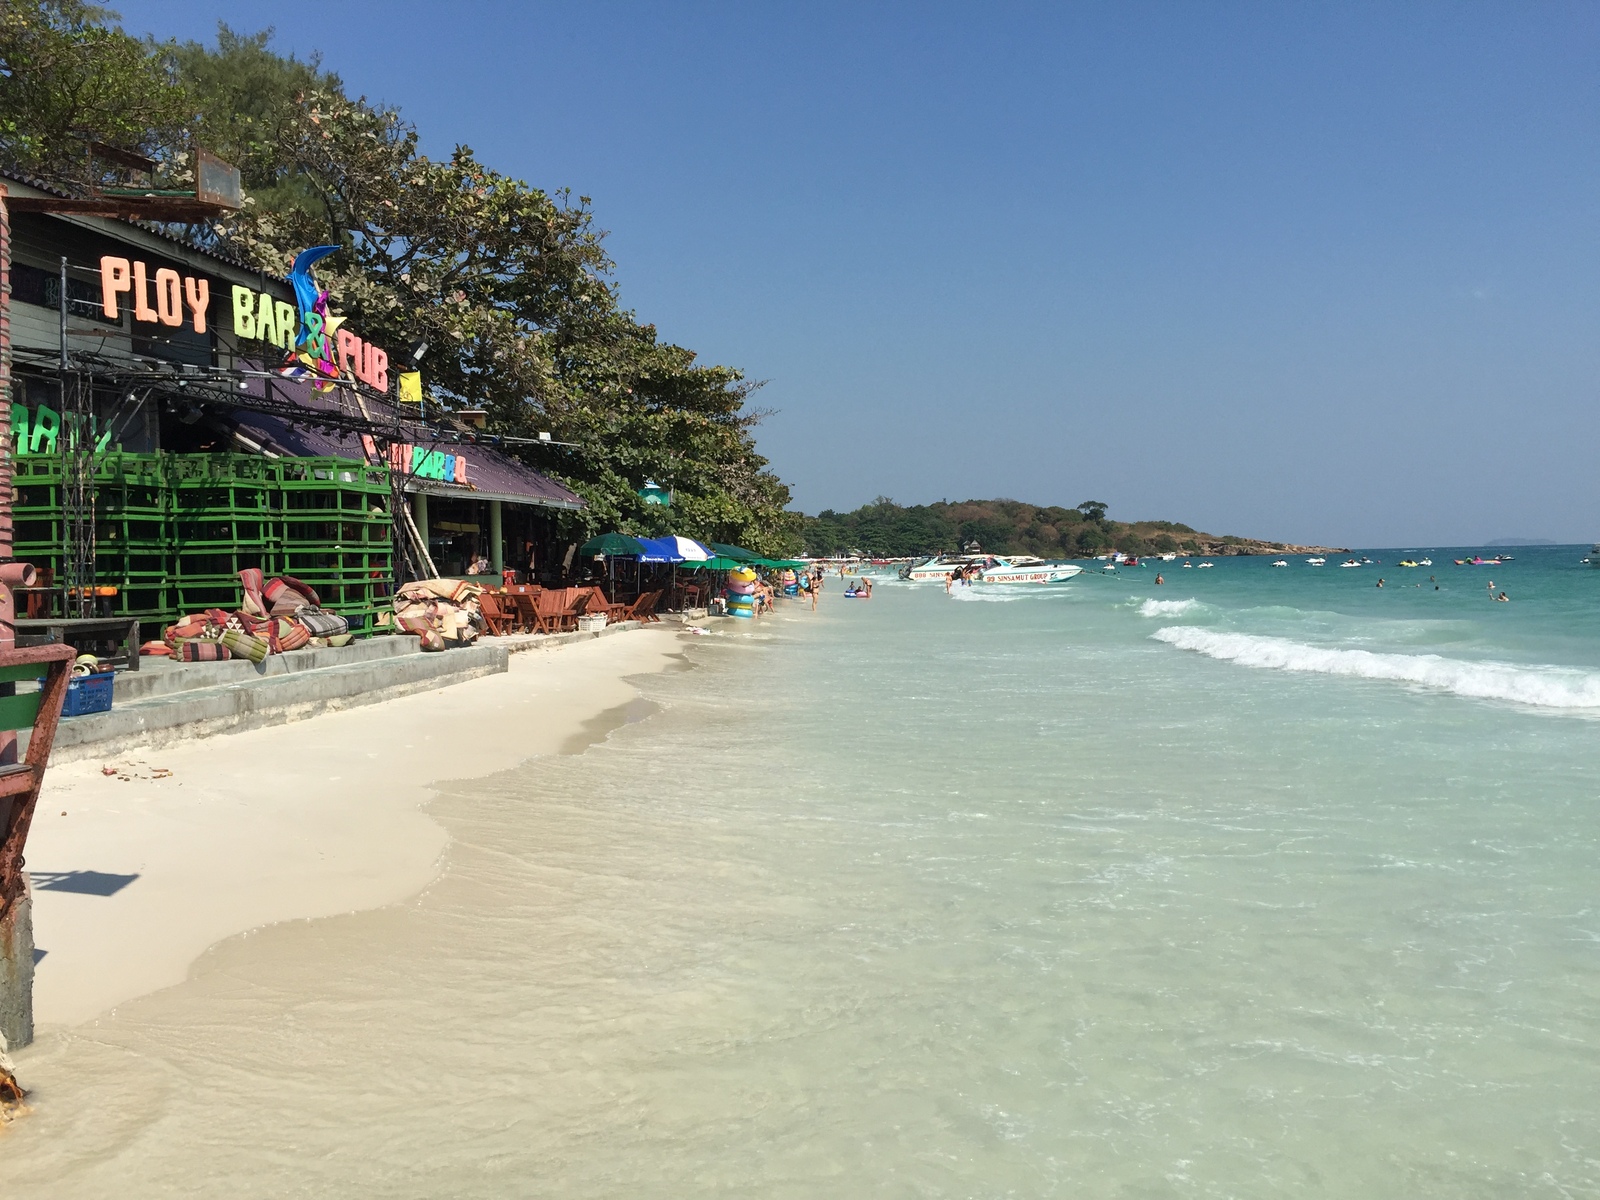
1418, 558, 1433, 566
1272, 559, 1289, 567
974, 558, 1084, 585
1340, 559, 1361, 568
902, 554, 993, 581
1306, 556, 1326, 565
1196, 561, 1214, 568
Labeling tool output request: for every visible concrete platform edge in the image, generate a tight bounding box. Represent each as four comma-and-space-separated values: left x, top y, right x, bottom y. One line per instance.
43, 619, 651, 765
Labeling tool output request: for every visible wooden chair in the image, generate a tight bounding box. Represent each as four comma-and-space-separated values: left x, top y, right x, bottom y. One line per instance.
557, 588, 591, 631
531, 588, 569, 634
478, 592, 515, 636
582, 586, 627, 623
23, 569, 55, 619
0, 643, 77, 916
627, 590, 664, 623
507, 587, 540, 633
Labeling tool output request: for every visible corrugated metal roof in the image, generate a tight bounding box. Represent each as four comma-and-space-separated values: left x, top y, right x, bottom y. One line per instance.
1, 168, 276, 279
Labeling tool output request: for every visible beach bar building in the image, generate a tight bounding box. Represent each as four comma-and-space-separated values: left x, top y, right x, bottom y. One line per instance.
3, 172, 584, 633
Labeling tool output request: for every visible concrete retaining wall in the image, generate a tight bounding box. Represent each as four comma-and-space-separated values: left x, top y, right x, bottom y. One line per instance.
46, 644, 510, 764
39, 621, 647, 765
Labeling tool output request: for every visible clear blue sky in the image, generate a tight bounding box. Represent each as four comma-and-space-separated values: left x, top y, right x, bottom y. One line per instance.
115, 1, 1600, 546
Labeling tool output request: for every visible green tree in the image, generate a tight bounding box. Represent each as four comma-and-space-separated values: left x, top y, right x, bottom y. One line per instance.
0, 0, 192, 185
159, 24, 340, 232
165, 32, 798, 553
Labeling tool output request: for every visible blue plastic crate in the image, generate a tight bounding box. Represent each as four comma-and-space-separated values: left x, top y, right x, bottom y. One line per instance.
62, 671, 115, 717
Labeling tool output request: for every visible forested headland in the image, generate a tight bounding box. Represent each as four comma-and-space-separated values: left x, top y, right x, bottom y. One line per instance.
1, 3, 798, 552
802, 498, 1343, 559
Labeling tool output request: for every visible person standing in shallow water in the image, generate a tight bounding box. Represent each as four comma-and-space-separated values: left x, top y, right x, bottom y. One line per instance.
1155, 573, 1164, 586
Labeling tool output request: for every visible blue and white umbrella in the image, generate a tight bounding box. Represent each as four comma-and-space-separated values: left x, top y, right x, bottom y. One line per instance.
636, 536, 714, 563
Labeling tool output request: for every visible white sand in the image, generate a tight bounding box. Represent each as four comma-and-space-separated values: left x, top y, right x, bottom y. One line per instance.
23, 628, 684, 1028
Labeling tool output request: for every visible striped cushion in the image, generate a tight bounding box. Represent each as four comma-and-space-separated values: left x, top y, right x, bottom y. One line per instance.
238, 568, 267, 616
295, 608, 348, 637
279, 575, 322, 607
275, 621, 311, 652
218, 628, 270, 664
178, 639, 232, 662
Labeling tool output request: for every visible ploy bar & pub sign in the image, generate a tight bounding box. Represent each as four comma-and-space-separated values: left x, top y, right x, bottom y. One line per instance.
96, 255, 393, 392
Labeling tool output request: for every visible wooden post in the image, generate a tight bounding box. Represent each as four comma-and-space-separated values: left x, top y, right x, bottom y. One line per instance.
488, 499, 503, 575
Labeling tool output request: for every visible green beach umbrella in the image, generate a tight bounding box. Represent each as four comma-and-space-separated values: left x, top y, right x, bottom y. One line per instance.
708, 541, 762, 563
580, 532, 648, 558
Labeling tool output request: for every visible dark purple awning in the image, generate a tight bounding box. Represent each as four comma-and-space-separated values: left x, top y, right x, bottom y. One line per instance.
224, 370, 584, 510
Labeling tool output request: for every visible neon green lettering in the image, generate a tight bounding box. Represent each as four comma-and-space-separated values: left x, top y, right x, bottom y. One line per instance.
232, 286, 256, 339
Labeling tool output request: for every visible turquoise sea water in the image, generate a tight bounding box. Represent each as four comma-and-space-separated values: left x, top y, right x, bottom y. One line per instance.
8, 546, 1600, 1196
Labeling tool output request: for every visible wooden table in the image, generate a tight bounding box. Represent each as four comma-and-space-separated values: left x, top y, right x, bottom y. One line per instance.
16, 617, 142, 672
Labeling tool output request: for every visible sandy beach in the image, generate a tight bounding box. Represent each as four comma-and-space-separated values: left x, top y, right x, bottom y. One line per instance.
22, 626, 685, 1030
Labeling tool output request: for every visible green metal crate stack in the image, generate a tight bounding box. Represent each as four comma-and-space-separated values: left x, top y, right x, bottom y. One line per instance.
275, 458, 393, 633
171, 454, 282, 612
11, 455, 63, 575
8, 451, 395, 636
95, 453, 175, 619
12, 452, 179, 624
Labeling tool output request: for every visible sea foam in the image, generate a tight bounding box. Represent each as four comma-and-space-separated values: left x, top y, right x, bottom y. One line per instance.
949, 587, 1024, 602
1138, 598, 1202, 617
1152, 625, 1600, 709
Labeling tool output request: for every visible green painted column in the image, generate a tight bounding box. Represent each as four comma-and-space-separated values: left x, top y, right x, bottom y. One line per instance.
413, 491, 429, 546
488, 499, 503, 574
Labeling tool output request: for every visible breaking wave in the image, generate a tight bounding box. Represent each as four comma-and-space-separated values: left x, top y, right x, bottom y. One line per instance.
1152, 626, 1600, 709
1138, 598, 1202, 618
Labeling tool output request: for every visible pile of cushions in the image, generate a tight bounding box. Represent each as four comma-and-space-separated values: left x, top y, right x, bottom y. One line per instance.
153, 569, 353, 662
387, 578, 484, 652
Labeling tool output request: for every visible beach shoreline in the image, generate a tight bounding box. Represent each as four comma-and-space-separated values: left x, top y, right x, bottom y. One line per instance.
18, 626, 687, 1035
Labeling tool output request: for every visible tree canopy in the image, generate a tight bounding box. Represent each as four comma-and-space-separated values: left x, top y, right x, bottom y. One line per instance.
0, 0, 191, 185
801, 498, 1224, 558
0, 7, 800, 555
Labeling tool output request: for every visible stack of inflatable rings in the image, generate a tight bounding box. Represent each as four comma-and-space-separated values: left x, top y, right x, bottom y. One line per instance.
725, 566, 757, 619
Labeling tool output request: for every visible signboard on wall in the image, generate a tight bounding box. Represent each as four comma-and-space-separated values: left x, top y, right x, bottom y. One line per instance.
9, 403, 111, 456
99, 257, 211, 331
360, 434, 468, 484
97, 250, 395, 395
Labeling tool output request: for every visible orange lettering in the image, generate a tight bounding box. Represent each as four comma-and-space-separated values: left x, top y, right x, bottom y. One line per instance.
154, 268, 183, 327
99, 256, 131, 319
132, 261, 158, 323
184, 277, 210, 333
